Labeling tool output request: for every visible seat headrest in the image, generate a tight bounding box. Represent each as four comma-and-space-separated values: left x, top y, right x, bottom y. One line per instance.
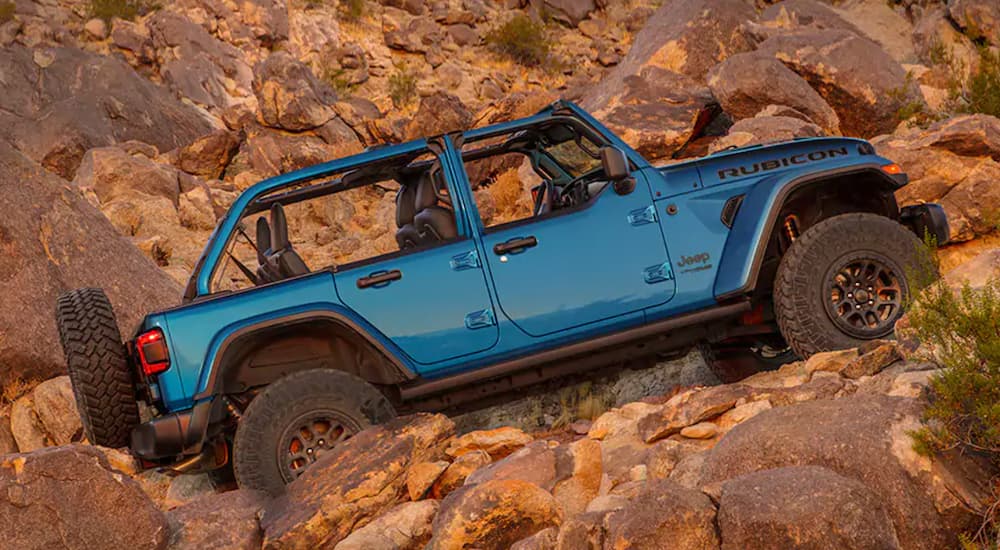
396, 184, 417, 228
256, 217, 271, 263
414, 175, 439, 211
270, 203, 290, 250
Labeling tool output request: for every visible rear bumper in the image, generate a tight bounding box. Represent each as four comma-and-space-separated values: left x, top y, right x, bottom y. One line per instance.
900, 203, 950, 246
130, 399, 214, 460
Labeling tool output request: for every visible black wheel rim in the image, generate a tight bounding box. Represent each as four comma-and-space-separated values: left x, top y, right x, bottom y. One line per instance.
277, 410, 359, 483
823, 255, 906, 339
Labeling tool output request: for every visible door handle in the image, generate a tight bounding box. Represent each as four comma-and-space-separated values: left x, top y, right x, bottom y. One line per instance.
357, 269, 402, 289
493, 236, 538, 255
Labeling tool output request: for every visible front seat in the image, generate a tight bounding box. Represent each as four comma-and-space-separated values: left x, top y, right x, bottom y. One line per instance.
395, 181, 422, 249
255, 217, 282, 284
266, 203, 310, 279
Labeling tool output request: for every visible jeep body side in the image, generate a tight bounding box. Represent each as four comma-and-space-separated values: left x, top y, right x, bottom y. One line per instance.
59, 101, 947, 487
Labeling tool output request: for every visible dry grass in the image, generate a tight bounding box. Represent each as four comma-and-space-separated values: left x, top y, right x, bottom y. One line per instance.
2, 377, 39, 409
488, 169, 533, 224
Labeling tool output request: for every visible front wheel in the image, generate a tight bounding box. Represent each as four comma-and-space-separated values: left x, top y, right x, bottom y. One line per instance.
774, 213, 932, 358
232, 369, 396, 495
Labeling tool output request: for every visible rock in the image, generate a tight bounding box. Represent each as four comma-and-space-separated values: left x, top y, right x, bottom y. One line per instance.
803, 348, 860, 375
178, 187, 218, 231
755, 29, 919, 138
146, 11, 255, 113
948, 0, 1000, 47
167, 489, 268, 550
913, 7, 980, 83
10, 394, 48, 452
446, 426, 534, 459
888, 370, 937, 398
511, 526, 558, 550
910, 115, 1000, 162
680, 422, 719, 439
84, 18, 108, 40
175, 130, 241, 180
0, 45, 214, 179
0, 418, 16, 455
30, 376, 82, 446
163, 473, 215, 510
829, 0, 917, 64
261, 414, 455, 548
707, 52, 840, 134
465, 440, 558, 489
841, 343, 903, 379
637, 384, 748, 443
532, 0, 596, 26
385, 15, 444, 54
0, 446, 168, 549
252, 51, 337, 131
760, 374, 852, 407
700, 395, 978, 549
427, 479, 563, 550
407, 460, 450, 500
555, 511, 608, 549
582, 67, 715, 160
603, 478, 719, 549
336, 500, 439, 550
611, 0, 756, 83
708, 116, 824, 153
945, 248, 1000, 289
717, 466, 900, 550
74, 146, 181, 205
551, 438, 603, 517
404, 92, 474, 141
433, 450, 491, 498
756, 0, 862, 36
716, 400, 771, 432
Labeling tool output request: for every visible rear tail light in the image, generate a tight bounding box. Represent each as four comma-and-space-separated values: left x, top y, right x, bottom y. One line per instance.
137, 328, 170, 376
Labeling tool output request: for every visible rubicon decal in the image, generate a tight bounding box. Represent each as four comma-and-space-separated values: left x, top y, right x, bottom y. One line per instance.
717, 147, 850, 180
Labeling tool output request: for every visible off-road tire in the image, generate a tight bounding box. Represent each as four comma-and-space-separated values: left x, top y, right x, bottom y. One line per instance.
699, 337, 796, 383
774, 213, 930, 358
232, 369, 396, 495
55, 288, 140, 448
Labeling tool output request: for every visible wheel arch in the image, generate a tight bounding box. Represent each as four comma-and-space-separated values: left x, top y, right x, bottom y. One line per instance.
193, 311, 417, 400
714, 164, 904, 301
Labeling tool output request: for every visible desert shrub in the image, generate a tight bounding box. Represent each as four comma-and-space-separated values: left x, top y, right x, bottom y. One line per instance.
962, 48, 1000, 118
0, 2, 15, 24
339, 0, 363, 20
908, 277, 1000, 547
322, 66, 355, 96
388, 64, 417, 108
89, 0, 157, 23
488, 169, 533, 224
484, 13, 550, 67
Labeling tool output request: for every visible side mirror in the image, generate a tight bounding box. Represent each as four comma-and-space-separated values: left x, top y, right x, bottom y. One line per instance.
601, 146, 635, 195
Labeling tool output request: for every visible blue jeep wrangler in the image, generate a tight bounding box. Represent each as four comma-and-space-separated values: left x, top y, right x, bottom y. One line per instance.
56, 101, 947, 494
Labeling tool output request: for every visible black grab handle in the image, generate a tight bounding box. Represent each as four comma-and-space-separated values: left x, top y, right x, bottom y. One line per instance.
493, 236, 538, 255
357, 269, 402, 289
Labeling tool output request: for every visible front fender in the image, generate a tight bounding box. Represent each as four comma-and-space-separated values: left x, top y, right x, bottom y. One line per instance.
713, 163, 902, 300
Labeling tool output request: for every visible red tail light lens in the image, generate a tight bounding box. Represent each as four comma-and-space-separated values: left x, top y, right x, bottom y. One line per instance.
137, 329, 170, 376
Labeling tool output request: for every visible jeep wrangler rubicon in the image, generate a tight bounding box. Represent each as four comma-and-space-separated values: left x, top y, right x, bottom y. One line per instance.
55, 101, 948, 494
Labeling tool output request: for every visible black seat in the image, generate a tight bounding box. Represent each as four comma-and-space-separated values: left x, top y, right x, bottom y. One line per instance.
265, 203, 310, 279
395, 164, 457, 249
255, 217, 282, 284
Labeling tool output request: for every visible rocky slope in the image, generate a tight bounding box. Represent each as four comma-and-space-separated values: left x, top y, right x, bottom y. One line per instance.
1, 343, 994, 548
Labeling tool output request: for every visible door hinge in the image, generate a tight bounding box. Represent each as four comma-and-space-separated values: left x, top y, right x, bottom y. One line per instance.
627, 205, 658, 226
449, 250, 480, 271
464, 308, 495, 330
643, 262, 674, 284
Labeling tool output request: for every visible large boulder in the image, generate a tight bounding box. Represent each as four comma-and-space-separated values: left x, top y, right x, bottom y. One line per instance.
166, 489, 268, 549
404, 92, 474, 141
603, 478, 719, 549
261, 414, 455, 548
427, 479, 563, 550
0, 446, 169, 550
755, 29, 919, 138
0, 45, 214, 179
708, 115, 824, 153
948, 0, 1000, 47
717, 466, 900, 549
252, 51, 338, 131
699, 395, 979, 549
707, 52, 840, 134
0, 141, 180, 386
335, 500, 439, 550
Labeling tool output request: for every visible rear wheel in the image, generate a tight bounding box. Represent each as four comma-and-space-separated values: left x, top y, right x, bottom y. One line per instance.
232, 369, 396, 495
55, 288, 140, 448
774, 213, 930, 358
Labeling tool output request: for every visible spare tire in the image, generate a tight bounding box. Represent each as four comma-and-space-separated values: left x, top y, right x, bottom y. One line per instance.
55, 288, 140, 448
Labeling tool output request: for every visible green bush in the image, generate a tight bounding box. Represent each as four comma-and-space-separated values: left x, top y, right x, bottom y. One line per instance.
388, 65, 417, 109
963, 48, 1000, 118
0, 2, 15, 24
484, 13, 551, 67
89, 0, 157, 23
908, 277, 1000, 546
339, 0, 363, 20
322, 66, 355, 97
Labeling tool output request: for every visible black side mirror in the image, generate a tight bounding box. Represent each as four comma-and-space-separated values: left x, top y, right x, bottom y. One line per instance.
601, 146, 635, 195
